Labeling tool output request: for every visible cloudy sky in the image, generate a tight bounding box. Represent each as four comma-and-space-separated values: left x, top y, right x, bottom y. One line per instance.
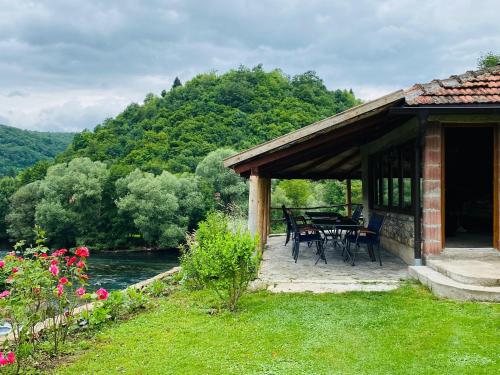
1, 0, 499, 132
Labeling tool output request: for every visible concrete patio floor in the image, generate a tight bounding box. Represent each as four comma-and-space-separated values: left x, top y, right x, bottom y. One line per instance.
253, 235, 409, 293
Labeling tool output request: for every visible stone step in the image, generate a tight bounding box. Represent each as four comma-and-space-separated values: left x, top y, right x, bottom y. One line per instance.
409, 266, 500, 302
426, 258, 500, 287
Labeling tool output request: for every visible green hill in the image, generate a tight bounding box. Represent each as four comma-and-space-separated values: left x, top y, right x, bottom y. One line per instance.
0, 124, 74, 177
60, 66, 361, 173
2, 66, 362, 248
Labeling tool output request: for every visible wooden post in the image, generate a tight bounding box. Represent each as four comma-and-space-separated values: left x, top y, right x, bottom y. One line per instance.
346, 178, 352, 217
248, 170, 271, 251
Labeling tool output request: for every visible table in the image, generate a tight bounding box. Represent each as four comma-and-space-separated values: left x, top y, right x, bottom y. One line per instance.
310, 217, 361, 264
305, 211, 342, 219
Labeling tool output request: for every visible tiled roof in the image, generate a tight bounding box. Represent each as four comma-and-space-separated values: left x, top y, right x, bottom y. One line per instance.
405, 65, 500, 105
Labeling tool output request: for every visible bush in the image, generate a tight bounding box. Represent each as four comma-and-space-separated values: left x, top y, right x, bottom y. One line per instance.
180, 212, 259, 311
0, 231, 110, 366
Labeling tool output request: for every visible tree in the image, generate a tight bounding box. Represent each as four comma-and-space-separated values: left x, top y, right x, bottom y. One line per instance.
0, 177, 18, 241
172, 76, 182, 89
115, 170, 203, 248
276, 180, 314, 207
34, 158, 109, 246
195, 149, 248, 210
6, 181, 42, 243
477, 52, 500, 69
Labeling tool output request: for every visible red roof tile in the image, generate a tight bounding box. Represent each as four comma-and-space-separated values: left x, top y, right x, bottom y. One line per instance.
405, 65, 500, 105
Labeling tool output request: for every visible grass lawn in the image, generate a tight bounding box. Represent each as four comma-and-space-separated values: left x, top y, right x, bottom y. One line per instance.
55, 283, 499, 375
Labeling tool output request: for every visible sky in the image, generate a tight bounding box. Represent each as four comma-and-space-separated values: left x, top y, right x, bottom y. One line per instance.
0, 0, 499, 133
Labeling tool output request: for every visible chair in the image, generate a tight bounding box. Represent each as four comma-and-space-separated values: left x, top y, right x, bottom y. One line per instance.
287, 209, 325, 264
351, 205, 363, 224
345, 213, 385, 266
282, 205, 311, 246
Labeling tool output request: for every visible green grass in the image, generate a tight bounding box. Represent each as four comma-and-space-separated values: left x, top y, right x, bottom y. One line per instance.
55, 283, 499, 375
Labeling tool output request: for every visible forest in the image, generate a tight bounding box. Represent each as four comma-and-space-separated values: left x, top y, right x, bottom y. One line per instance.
0, 66, 362, 249
0, 124, 74, 177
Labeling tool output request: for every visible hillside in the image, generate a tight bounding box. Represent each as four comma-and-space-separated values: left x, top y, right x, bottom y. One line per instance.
0, 124, 74, 176
60, 66, 361, 173
2, 66, 362, 248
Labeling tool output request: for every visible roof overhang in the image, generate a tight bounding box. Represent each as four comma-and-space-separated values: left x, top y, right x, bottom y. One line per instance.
224, 90, 406, 179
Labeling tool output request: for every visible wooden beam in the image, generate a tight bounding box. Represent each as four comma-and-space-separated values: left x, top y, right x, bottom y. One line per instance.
313, 149, 360, 173
247, 172, 271, 251
232, 107, 399, 174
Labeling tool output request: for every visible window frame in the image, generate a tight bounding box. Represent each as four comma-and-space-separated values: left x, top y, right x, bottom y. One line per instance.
369, 140, 415, 214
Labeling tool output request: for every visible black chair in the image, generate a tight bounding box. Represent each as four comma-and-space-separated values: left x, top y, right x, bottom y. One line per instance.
287, 209, 325, 264
351, 205, 363, 224
282, 205, 311, 246
345, 213, 385, 266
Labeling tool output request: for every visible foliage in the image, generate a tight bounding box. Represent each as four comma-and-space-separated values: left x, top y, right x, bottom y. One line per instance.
0, 235, 109, 367
35, 158, 110, 247
58, 66, 360, 174
115, 169, 204, 248
0, 124, 73, 178
5, 181, 42, 244
180, 212, 259, 311
477, 52, 500, 69
195, 148, 248, 211
0, 178, 17, 242
2, 66, 361, 249
5, 158, 109, 248
55, 284, 500, 375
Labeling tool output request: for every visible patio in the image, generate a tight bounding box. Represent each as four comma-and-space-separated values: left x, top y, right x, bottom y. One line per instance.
253, 235, 408, 293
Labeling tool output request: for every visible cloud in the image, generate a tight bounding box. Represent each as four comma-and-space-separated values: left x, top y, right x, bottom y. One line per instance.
0, 0, 498, 131
7, 90, 27, 97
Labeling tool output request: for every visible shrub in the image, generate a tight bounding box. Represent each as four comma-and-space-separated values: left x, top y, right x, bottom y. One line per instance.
180, 212, 259, 311
125, 288, 150, 312
0, 232, 109, 365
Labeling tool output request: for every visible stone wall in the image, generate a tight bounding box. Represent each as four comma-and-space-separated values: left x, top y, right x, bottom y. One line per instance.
373, 210, 415, 264
379, 211, 414, 248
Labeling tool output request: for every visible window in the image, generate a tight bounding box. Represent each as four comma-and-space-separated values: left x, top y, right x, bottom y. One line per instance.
370, 141, 415, 212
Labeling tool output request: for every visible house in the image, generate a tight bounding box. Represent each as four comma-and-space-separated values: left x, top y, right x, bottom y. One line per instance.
224, 65, 500, 300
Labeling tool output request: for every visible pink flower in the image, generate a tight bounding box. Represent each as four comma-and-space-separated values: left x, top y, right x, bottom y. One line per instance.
67, 256, 77, 266
0, 261, 4, 268
59, 277, 69, 285
52, 248, 68, 257
96, 288, 109, 300
0, 351, 14, 366
49, 264, 59, 277
40, 253, 48, 258
56, 284, 64, 297
6, 352, 14, 364
6, 276, 13, 283
0, 291, 10, 299
11, 267, 18, 273
77, 261, 85, 268
75, 247, 90, 258
76, 287, 86, 297
51, 259, 58, 265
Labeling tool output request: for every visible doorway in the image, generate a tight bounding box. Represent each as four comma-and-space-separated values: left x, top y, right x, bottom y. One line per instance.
444, 127, 494, 248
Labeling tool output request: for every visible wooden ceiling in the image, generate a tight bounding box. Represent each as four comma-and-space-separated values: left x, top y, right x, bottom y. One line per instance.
233, 110, 411, 180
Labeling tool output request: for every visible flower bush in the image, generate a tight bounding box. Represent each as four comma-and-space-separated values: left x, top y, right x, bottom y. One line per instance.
180, 211, 259, 311
0, 235, 109, 370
